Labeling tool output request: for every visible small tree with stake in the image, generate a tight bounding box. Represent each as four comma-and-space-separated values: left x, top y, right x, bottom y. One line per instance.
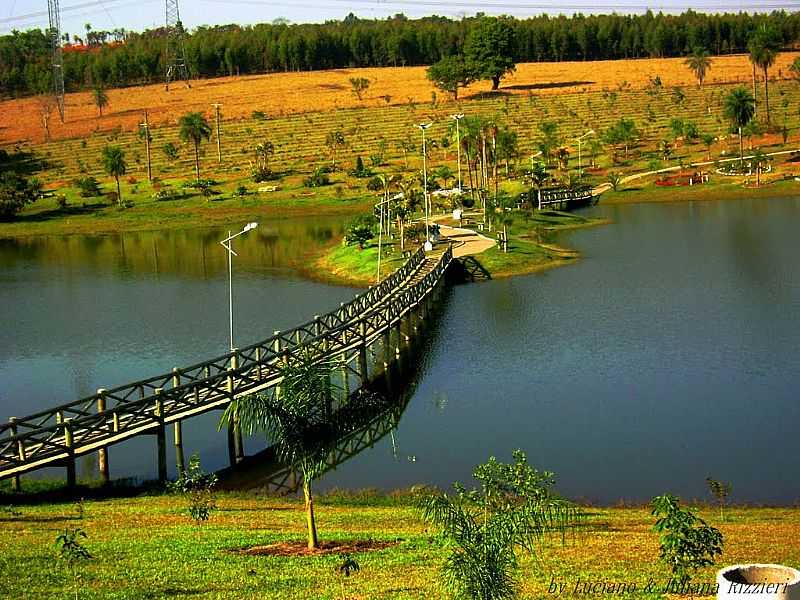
168, 454, 218, 525
55, 528, 92, 600
651, 494, 724, 590
420, 450, 583, 600
706, 477, 732, 521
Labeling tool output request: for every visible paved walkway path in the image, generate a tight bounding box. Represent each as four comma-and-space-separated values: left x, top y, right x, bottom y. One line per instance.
437, 223, 497, 257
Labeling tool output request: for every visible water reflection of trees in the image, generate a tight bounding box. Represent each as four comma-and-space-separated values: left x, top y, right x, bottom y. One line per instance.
0, 218, 345, 279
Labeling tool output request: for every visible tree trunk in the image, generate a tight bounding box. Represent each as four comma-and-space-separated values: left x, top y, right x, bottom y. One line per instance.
752, 62, 758, 117
194, 141, 201, 182
116, 176, 121, 206
303, 478, 318, 550
398, 218, 405, 251
491, 75, 500, 90
739, 126, 744, 166
763, 65, 771, 125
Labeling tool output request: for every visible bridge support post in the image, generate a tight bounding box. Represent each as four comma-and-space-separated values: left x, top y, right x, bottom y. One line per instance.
317, 316, 332, 419
358, 321, 369, 384
382, 328, 392, 370
227, 352, 244, 466
394, 322, 403, 358
9, 417, 21, 492
96, 389, 109, 485
174, 421, 185, 475
154, 389, 167, 485
63, 418, 76, 490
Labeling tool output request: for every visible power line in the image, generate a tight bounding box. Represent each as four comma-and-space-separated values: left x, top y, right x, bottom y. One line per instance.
0, 0, 146, 25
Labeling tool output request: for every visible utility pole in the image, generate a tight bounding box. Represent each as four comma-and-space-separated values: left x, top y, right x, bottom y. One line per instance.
212, 103, 222, 164
165, 0, 190, 90
141, 111, 153, 181
47, 0, 65, 122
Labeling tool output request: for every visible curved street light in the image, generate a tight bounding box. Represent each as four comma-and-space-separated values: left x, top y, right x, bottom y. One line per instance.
220, 222, 258, 351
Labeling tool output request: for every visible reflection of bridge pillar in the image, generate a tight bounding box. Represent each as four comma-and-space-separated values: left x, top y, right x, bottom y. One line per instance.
154, 389, 167, 484
382, 328, 392, 370
96, 389, 109, 484
317, 316, 332, 419
394, 321, 403, 358
358, 321, 369, 384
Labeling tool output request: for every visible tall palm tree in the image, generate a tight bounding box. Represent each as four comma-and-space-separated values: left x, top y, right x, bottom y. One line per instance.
101, 145, 126, 206
685, 47, 712, 89
723, 87, 756, 167
178, 112, 212, 181
748, 25, 782, 124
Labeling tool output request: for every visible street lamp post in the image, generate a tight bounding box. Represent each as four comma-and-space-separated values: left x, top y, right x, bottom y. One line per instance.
575, 129, 595, 174
416, 123, 432, 251
220, 222, 258, 351
451, 113, 465, 191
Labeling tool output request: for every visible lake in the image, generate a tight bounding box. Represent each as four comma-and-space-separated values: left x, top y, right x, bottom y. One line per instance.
2, 198, 799, 504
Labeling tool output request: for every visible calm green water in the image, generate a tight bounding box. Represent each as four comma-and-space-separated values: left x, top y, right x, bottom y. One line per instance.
2, 199, 799, 503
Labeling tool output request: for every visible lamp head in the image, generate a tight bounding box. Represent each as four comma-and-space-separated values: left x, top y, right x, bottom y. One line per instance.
244, 222, 258, 232
417, 122, 432, 130
451, 113, 464, 120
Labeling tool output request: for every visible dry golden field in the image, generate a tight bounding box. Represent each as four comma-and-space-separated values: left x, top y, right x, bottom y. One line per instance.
2, 52, 799, 145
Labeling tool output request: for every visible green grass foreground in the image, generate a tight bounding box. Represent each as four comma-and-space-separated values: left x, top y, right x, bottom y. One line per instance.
0, 491, 798, 599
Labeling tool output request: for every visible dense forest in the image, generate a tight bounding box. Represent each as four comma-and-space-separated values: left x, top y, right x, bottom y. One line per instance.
2, 10, 799, 97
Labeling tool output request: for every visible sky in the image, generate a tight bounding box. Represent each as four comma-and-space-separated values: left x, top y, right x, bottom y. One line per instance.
2, 0, 799, 36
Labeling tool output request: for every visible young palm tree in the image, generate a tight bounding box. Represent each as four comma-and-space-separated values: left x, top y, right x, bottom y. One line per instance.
101, 145, 126, 206
420, 451, 583, 600
685, 47, 712, 89
433, 165, 455, 190
723, 87, 756, 167
220, 352, 353, 550
748, 25, 781, 125
178, 112, 212, 181
93, 85, 109, 117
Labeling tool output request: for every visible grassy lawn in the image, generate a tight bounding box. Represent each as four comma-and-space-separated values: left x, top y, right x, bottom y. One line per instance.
0, 491, 798, 599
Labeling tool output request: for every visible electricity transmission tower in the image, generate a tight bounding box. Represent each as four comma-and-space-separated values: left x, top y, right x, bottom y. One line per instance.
47, 0, 65, 121
164, 0, 190, 90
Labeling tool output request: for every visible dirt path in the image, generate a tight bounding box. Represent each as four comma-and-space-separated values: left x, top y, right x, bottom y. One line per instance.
437, 223, 496, 258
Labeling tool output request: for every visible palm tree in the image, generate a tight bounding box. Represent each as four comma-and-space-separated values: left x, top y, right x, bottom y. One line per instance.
685, 47, 712, 88
748, 25, 781, 125
529, 161, 549, 209
92, 85, 109, 117
723, 87, 756, 167
433, 165, 454, 190
178, 112, 212, 181
751, 149, 770, 186
220, 352, 354, 550
101, 145, 126, 206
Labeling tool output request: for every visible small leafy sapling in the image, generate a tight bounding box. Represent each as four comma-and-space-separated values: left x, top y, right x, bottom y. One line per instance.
651, 494, 724, 589
706, 477, 732, 521
168, 454, 218, 525
74, 497, 86, 520
55, 528, 92, 600
336, 553, 360, 599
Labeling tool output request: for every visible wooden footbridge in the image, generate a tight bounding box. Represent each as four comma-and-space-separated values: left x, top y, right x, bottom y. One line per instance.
0, 244, 454, 490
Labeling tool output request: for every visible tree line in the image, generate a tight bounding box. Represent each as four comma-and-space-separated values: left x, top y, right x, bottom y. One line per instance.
2, 10, 800, 97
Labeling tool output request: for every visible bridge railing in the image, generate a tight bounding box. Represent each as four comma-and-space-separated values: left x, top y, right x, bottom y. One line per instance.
0, 245, 450, 478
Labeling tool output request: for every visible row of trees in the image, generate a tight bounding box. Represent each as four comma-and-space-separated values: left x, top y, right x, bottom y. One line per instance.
2, 11, 800, 97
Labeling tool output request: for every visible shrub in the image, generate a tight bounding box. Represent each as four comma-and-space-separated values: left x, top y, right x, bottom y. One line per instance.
366, 176, 383, 192
651, 494, 723, 588
251, 110, 267, 120
56, 195, 68, 209
0, 172, 41, 220
162, 142, 179, 162
348, 156, 372, 178
168, 454, 218, 524
236, 185, 248, 197
153, 188, 179, 201
303, 167, 331, 188
369, 154, 384, 167
74, 176, 102, 198
344, 214, 377, 248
